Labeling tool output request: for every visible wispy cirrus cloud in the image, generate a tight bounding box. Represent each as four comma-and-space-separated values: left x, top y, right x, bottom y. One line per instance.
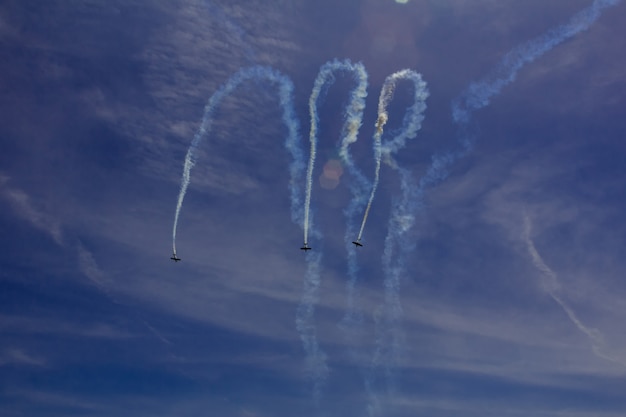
523, 214, 626, 367
0, 174, 63, 245
0, 313, 137, 340
0, 348, 46, 367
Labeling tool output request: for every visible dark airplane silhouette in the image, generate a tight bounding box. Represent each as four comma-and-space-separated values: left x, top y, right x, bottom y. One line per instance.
300, 243, 311, 251
170, 253, 181, 262
352, 240, 363, 247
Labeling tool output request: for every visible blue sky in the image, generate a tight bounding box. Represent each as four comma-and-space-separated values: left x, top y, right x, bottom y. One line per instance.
2, 0, 626, 416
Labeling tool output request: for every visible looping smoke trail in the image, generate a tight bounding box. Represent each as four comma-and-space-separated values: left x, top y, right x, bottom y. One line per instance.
356, 70, 428, 243
523, 215, 626, 367
170, 1, 622, 408
300, 59, 369, 401
334, 62, 370, 323
303, 59, 369, 246
356, 78, 428, 400
171, 65, 305, 258
170, 64, 334, 400
365, 78, 428, 415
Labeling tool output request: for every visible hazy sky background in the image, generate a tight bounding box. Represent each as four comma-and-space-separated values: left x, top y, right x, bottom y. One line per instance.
2, 1, 626, 416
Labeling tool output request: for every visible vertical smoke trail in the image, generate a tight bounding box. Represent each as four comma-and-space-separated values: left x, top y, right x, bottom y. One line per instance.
341, 72, 427, 355
345, 69, 427, 336
299, 59, 369, 401
303, 59, 369, 246
356, 70, 428, 243
172, 66, 305, 259
522, 215, 626, 366
365, 76, 429, 416
374, 168, 419, 373
353, 76, 391, 244
295, 249, 328, 404
168, 64, 335, 400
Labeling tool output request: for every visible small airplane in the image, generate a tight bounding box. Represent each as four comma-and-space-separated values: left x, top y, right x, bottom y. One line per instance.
170, 253, 181, 262
352, 240, 363, 248
300, 243, 311, 251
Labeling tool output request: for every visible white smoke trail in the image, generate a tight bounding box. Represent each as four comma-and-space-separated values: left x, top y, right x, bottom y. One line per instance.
334, 70, 428, 416
303, 59, 369, 246
335, 61, 370, 324
299, 59, 369, 402
305, 59, 370, 323
359, 1, 622, 410
422, 0, 626, 192
295, 249, 328, 404
172, 66, 305, 257
340, 71, 427, 345
523, 215, 626, 366
170, 0, 622, 408
453, 0, 622, 125
356, 70, 428, 243
169, 64, 338, 399
367, 82, 428, 416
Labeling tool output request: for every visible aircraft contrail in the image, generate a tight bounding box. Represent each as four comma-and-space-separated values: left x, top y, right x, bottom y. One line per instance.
300, 59, 406, 412
304, 59, 370, 325
172, 66, 305, 258
523, 215, 626, 367
356, 70, 428, 244
339, 70, 427, 342
335, 61, 370, 325
295, 249, 328, 404
365, 75, 428, 413
300, 59, 369, 402
303, 59, 369, 247
316, 69, 428, 416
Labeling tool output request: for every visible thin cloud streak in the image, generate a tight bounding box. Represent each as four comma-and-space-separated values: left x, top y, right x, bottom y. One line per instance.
0, 348, 46, 367
523, 214, 626, 367
0, 174, 63, 245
